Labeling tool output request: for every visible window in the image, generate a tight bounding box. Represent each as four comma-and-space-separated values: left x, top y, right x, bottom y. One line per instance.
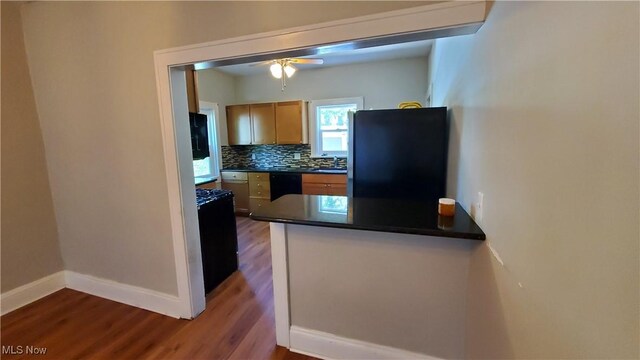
193, 102, 220, 180
309, 97, 363, 158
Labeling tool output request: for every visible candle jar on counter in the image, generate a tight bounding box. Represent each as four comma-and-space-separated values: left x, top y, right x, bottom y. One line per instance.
438, 198, 456, 217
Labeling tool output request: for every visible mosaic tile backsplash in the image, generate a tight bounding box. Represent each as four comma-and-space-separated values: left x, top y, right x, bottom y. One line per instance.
221, 145, 347, 169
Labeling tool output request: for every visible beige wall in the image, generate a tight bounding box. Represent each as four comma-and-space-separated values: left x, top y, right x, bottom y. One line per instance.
197, 69, 237, 147
18, 1, 428, 295
1, 2, 65, 293
287, 224, 475, 359
430, 2, 639, 358
200, 56, 429, 146
234, 57, 429, 109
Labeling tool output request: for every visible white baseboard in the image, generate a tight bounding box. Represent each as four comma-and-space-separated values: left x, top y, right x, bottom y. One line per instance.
64, 271, 182, 318
289, 326, 443, 360
1, 271, 66, 316
1, 271, 183, 318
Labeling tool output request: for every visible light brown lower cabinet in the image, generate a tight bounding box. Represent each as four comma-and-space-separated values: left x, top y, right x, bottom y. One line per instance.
249, 172, 271, 213
302, 174, 347, 196
249, 198, 271, 212
221, 171, 250, 214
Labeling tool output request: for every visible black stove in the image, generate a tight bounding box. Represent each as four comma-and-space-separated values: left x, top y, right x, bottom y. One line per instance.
196, 188, 233, 208
194, 187, 238, 295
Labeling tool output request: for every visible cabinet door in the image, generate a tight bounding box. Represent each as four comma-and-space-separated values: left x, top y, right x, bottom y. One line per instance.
221, 181, 250, 214
226, 105, 252, 145
185, 65, 199, 113
276, 101, 303, 144
250, 103, 276, 145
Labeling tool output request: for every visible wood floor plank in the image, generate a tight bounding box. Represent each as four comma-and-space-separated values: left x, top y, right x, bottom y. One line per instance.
1, 217, 318, 360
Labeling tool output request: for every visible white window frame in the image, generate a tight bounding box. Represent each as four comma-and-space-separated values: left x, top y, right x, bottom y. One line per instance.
193, 101, 221, 182
309, 97, 364, 158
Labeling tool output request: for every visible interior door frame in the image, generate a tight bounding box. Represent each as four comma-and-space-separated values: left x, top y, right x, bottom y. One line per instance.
153, 1, 487, 320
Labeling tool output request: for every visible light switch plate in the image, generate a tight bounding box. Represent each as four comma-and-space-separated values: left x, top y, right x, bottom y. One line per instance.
293, 153, 301, 160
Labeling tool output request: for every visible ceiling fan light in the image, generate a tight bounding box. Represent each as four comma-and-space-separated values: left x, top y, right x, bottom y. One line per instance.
270, 63, 283, 79
284, 63, 296, 78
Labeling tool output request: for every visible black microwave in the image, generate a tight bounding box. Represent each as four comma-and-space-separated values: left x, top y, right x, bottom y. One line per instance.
190, 112, 210, 160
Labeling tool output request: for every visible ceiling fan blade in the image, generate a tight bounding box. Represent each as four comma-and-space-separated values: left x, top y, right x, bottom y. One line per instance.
289, 58, 324, 65
250, 60, 276, 67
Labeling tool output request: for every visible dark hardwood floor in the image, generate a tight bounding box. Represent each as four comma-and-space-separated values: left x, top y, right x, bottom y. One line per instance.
0, 217, 318, 360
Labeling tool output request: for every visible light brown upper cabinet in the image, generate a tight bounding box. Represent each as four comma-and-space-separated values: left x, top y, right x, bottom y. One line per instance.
226, 100, 307, 145
226, 103, 276, 145
185, 65, 199, 113
226, 104, 252, 145
276, 100, 307, 144
250, 103, 276, 145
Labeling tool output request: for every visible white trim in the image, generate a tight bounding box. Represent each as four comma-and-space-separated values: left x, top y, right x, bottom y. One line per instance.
309, 97, 364, 158
153, 1, 487, 318
65, 271, 182, 319
0, 271, 184, 318
197, 100, 222, 179
289, 326, 444, 360
170, 68, 207, 318
270, 223, 290, 347
154, 63, 196, 319
0, 271, 66, 316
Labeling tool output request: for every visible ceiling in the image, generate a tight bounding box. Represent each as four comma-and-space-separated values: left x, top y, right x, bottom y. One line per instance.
213, 39, 433, 77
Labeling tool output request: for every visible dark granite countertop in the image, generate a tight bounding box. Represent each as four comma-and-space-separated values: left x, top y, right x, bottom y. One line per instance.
221, 167, 347, 174
250, 194, 485, 240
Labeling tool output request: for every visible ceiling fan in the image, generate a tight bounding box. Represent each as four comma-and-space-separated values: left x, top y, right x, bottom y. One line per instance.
253, 58, 324, 91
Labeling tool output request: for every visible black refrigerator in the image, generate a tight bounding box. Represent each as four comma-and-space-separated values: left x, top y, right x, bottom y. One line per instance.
347, 107, 448, 202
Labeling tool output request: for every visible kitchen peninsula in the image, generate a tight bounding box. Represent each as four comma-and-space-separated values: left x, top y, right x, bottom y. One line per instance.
250, 194, 485, 359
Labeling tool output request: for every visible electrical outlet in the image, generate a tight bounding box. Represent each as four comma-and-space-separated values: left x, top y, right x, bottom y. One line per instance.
476, 191, 484, 222
251, 154, 256, 160
471, 192, 484, 223
293, 153, 301, 160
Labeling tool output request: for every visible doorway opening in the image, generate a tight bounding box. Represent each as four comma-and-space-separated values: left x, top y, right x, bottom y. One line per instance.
154, 1, 486, 319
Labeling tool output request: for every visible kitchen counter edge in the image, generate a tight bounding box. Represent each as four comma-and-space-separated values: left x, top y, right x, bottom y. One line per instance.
250, 194, 486, 241
221, 168, 347, 174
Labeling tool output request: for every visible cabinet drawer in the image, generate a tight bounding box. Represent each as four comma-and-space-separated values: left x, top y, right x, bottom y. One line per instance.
302, 183, 330, 195
221, 171, 248, 181
302, 174, 347, 184
248, 172, 269, 182
250, 198, 271, 212
328, 184, 347, 196
249, 181, 271, 198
